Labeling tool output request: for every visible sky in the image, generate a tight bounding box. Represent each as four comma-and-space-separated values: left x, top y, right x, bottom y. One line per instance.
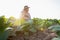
0, 0, 60, 19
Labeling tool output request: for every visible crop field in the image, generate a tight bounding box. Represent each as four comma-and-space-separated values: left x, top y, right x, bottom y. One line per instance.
0, 16, 60, 40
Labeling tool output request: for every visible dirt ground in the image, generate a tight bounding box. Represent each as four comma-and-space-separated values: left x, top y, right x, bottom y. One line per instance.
7, 30, 57, 40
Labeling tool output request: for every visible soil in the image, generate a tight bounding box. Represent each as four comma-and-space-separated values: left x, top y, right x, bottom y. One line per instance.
7, 30, 57, 40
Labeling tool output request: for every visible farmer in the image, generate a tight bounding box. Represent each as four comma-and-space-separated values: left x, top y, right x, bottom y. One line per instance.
20, 5, 31, 25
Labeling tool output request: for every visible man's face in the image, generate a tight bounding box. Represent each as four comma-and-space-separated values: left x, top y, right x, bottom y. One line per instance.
24, 8, 29, 12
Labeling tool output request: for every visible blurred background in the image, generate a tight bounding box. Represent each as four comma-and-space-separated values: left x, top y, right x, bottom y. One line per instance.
0, 0, 60, 19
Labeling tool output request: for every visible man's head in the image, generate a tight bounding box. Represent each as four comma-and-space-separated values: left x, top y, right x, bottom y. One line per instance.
24, 5, 30, 12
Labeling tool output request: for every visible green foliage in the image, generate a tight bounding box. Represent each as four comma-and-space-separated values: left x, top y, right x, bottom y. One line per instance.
0, 30, 9, 40
52, 37, 60, 40
48, 25, 60, 31
0, 16, 8, 32
58, 20, 60, 24
8, 16, 16, 26
0, 16, 60, 40
48, 25, 60, 36
20, 20, 37, 32
32, 18, 43, 30
56, 31, 60, 36
0, 16, 12, 40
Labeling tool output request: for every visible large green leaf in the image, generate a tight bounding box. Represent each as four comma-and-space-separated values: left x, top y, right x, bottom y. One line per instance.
48, 25, 60, 36
0, 31, 9, 40
48, 25, 60, 31
52, 37, 60, 40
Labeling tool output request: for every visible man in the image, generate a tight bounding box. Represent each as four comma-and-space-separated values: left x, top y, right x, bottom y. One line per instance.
20, 5, 31, 25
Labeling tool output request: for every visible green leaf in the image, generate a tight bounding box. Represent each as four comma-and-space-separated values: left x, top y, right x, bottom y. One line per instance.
52, 38, 60, 40
0, 30, 9, 40
48, 25, 60, 31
